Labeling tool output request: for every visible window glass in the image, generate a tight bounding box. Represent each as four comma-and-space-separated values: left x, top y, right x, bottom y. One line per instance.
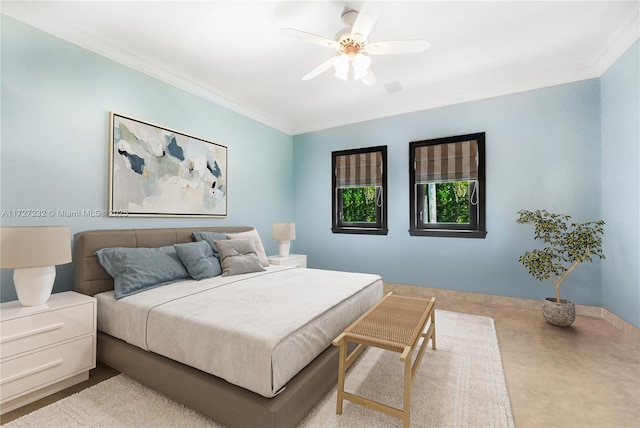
424, 181, 472, 224
340, 186, 381, 223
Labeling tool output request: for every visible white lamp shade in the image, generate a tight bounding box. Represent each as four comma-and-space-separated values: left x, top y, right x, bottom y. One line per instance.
272, 223, 296, 241
1, 226, 71, 306
1, 226, 71, 268
333, 54, 350, 81
353, 53, 372, 80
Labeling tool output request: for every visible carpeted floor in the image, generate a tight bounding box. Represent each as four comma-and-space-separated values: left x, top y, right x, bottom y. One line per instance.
3, 310, 514, 428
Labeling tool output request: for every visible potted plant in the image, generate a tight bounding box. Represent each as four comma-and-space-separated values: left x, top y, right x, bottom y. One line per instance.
516, 209, 605, 326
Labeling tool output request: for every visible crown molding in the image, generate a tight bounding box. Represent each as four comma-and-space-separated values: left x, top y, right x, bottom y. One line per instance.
591, 10, 640, 76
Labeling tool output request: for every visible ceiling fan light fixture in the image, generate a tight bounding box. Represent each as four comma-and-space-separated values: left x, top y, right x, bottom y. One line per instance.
352, 53, 371, 80
283, 4, 427, 87
333, 54, 350, 81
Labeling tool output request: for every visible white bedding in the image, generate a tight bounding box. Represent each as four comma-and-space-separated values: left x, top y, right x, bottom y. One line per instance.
96, 266, 383, 397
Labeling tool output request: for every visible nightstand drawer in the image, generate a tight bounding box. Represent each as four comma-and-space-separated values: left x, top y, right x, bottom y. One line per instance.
0, 303, 94, 359
0, 335, 94, 403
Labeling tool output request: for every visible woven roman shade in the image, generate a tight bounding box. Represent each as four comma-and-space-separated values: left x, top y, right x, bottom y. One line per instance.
415, 140, 478, 183
335, 151, 383, 188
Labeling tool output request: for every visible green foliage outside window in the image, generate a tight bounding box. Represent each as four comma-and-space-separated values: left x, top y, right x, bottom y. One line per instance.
342, 187, 377, 222
425, 181, 470, 223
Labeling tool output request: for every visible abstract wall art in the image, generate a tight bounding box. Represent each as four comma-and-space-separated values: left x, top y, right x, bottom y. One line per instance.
109, 113, 227, 217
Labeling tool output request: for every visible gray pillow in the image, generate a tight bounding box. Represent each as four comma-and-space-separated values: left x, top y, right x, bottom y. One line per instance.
192, 231, 228, 258
174, 240, 222, 280
225, 229, 269, 267
214, 239, 266, 276
95, 246, 190, 299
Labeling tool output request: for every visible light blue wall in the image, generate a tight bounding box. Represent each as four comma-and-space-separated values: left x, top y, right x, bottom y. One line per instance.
601, 40, 640, 327
293, 79, 604, 306
0, 16, 294, 302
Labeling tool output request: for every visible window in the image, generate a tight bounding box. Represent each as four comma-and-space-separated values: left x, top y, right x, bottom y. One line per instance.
332, 146, 388, 235
409, 133, 486, 238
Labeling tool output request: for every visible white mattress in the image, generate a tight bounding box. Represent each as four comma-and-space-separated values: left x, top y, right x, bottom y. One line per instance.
96, 266, 383, 397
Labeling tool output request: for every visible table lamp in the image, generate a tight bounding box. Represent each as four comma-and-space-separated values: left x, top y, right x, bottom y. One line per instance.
0, 226, 72, 306
272, 222, 296, 258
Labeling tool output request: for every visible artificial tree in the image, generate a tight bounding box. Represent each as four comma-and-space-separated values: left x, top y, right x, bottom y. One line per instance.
516, 209, 605, 303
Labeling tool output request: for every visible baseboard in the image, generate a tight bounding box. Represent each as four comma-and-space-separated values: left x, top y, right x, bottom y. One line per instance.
601, 308, 640, 343
384, 282, 639, 343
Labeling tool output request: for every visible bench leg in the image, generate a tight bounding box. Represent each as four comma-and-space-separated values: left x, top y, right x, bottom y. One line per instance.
431, 309, 437, 350
336, 341, 347, 415
403, 349, 412, 428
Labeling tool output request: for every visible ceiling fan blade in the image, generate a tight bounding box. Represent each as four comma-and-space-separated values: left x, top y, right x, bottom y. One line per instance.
360, 68, 376, 86
281, 28, 340, 49
302, 56, 338, 81
350, 2, 380, 42
363, 40, 430, 55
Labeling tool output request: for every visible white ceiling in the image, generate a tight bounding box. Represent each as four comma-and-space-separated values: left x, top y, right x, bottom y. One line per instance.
3, 1, 639, 135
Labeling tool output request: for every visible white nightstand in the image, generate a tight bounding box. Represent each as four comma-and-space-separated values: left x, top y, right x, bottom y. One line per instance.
268, 254, 307, 268
0, 291, 96, 414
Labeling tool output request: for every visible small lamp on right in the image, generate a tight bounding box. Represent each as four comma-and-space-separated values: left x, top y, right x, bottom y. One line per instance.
272, 222, 296, 258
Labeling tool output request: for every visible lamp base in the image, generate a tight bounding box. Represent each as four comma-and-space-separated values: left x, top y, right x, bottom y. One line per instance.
14, 266, 56, 306
278, 240, 291, 258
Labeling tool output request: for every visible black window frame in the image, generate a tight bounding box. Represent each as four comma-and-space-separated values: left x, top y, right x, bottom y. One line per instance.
332, 146, 388, 235
409, 133, 486, 238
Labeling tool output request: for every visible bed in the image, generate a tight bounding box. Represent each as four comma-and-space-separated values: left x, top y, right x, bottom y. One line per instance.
73, 227, 383, 427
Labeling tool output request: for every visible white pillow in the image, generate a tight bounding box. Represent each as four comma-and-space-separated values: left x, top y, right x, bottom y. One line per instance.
226, 228, 269, 267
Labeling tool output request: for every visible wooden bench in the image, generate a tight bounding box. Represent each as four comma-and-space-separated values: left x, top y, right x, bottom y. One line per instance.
332, 292, 436, 428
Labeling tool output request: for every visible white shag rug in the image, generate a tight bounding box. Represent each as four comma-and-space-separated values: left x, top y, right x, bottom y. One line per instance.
3, 310, 514, 428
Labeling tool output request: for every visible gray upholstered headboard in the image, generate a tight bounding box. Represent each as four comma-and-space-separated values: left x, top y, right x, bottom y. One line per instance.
73, 226, 253, 296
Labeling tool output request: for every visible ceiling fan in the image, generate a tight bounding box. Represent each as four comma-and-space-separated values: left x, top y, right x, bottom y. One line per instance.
281, 3, 429, 86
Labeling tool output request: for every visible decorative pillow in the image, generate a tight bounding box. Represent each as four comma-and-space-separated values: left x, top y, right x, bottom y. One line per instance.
95, 246, 190, 299
192, 231, 228, 258
174, 240, 222, 280
225, 229, 269, 267
214, 238, 266, 276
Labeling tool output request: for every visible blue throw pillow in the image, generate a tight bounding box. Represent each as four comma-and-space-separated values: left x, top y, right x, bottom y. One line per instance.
96, 246, 190, 299
174, 240, 222, 280
192, 231, 227, 258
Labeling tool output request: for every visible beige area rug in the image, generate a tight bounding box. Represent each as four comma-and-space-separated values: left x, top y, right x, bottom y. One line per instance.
4, 310, 514, 428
